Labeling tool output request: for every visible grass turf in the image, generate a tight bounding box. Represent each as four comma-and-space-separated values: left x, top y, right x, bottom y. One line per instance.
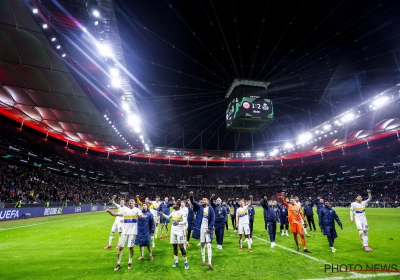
0, 208, 399, 280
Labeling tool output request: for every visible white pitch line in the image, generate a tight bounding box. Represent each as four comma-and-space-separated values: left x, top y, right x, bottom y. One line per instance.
0, 212, 100, 231
253, 236, 398, 279
253, 235, 330, 265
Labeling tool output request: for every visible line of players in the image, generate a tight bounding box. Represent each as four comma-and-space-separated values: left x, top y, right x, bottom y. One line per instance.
104, 189, 373, 270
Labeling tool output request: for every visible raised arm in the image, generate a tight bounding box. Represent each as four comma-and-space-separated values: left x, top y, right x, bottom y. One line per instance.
189, 191, 200, 211
111, 195, 120, 208
167, 197, 175, 208
281, 192, 289, 208
364, 189, 372, 204
248, 195, 253, 206
136, 195, 143, 207
210, 194, 216, 208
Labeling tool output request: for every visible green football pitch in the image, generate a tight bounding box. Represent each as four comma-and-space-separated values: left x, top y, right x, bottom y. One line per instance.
0, 207, 399, 280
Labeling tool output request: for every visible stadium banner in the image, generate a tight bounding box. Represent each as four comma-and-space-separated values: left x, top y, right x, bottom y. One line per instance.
0, 206, 109, 221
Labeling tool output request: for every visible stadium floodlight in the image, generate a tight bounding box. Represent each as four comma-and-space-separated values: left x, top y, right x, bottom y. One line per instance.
372, 96, 389, 109
33, 8, 38, 13
297, 132, 312, 144
97, 43, 112, 57
42, 24, 48, 29
139, 135, 144, 139
110, 68, 119, 77
111, 78, 122, 88
334, 120, 342, 126
94, 21, 99, 26
93, 10, 100, 17
269, 149, 278, 156
56, 45, 61, 49
341, 113, 354, 123
104, 115, 107, 118
121, 102, 129, 112
51, 37, 56, 41
315, 130, 320, 135
256, 152, 265, 157
134, 126, 141, 133
284, 142, 294, 149
62, 54, 66, 57
128, 114, 141, 126
323, 124, 331, 131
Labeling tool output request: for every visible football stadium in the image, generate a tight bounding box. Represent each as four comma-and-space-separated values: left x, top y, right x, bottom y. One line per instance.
1, 1, 400, 279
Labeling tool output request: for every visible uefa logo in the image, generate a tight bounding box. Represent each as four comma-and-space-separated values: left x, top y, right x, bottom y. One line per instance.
243, 102, 250, 109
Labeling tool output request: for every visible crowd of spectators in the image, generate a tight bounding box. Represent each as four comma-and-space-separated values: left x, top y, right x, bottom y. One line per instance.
0, 119, 399, 207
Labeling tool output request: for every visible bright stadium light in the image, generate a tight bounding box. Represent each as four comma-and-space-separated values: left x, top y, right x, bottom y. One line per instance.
284, 142, 294, 149
93, 10, 100, 17
110, 68, 119, 77
94, 21, 99, 26
128, 114, 141, 126
121, 102, 130, 112
51, 37, 56, 41
134, 126, 141, 133
56, 45, 61, 49
341, 113, 354, 123
256, 152, 264, 157
270, 149, 278, 156
62, 54, 66, 57
297, 132, 312, 144
111, 78, 122, 88
42, 24, 48, 29
323, 124, 331, 131
97, 43, 112, 57
33, 8, 38, 14
372, 96, 389, 109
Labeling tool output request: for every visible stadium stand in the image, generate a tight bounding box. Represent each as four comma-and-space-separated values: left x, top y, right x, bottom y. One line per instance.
0, 119, 399, 208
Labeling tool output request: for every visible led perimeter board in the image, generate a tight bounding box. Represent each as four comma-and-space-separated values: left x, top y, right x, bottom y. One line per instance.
225, 81, 273, 131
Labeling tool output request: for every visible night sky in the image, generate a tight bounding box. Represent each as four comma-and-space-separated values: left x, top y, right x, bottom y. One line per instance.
112, 0, 400, 151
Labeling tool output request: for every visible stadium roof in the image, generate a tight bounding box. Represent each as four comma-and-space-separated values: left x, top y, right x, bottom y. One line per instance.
1, 0, 400, 161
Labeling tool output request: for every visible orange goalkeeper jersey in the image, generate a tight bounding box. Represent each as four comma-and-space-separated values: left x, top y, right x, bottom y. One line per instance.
281, 197, 304, 224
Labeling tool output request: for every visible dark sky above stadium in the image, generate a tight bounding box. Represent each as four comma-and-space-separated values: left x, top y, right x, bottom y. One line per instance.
112, 0, 400, 151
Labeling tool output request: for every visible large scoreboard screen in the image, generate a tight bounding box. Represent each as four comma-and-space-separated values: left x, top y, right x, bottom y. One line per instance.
226, 85, 273, 130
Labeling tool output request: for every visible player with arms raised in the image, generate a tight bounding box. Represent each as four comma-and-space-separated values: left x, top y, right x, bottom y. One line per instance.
350, 189, 372, 252
106, 198, 143, 271
160, 200, 189, 270
104, 195, 128, 249
280, 192, 311, 253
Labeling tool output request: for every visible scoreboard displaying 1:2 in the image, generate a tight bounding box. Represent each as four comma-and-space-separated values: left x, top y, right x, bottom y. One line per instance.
226, 96, 273, 128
